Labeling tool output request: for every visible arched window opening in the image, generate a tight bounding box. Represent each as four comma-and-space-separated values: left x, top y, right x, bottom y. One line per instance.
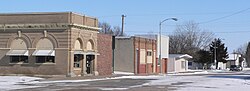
74, 39, 84, 68
86, 40, 94, 51
33, 38, 55, 63
6, 38, 28, 63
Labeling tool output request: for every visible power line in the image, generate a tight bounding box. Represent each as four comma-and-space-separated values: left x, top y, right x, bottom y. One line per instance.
97, 10, 250, 18
161, 7, 250, 26
125, 30, 250, 34
198, 8, 250, 24
98, 8, 250, 26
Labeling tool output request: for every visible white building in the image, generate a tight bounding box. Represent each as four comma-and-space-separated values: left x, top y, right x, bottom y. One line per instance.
168, 54, 192, 73
226, 53, 242, 68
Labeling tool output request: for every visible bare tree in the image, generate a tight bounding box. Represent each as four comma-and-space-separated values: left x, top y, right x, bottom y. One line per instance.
99, 22, 113, 34
99, 22, 124, 36
169, 21, 215, 56
235, 43, 248, 56
113, 26, 122, 36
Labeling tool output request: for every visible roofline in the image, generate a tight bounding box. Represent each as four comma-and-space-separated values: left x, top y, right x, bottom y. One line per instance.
0, 12, 71, 15
0, 12, 98, 19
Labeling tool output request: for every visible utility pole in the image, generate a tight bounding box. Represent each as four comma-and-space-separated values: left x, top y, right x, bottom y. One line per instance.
214, 39, 217, 69
121, 15, 126, 36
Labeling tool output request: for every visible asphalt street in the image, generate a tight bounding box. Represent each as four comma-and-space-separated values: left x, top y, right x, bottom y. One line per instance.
12, 70, 250, 91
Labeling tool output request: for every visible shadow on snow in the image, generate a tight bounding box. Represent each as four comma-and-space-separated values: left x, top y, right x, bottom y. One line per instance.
207, 75, 250, 80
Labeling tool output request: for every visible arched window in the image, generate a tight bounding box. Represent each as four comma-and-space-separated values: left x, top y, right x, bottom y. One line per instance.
6, 38, 28, 63
33, 38, 55, 63
86, 40, 93, 51
36, 38, 54, 50
74, 39, 82, 50
10, 38, 27, 50
74, 39, 84, 68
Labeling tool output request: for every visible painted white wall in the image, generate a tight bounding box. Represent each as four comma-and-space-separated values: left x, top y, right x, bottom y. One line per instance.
157, 34, 169, 58
226, 54, 242, 66
147, 50, 153, 63
140, 49, 146, 64
175, 58, 187, 72
218, 62, 227, 69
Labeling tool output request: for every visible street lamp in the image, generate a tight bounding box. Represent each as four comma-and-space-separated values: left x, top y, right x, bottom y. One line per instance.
159, 17, 177, 73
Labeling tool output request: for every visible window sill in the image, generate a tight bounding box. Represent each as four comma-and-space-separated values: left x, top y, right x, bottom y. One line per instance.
9, 63, 29, 65
35, 63, 56, 65
74, 68, 81, 70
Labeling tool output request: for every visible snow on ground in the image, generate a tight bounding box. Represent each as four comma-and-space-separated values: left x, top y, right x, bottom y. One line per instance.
115, 74, 250, 91
175, 75, 250, 91
114, 71, 134, 75
167, 71, 209, 76
101, 74, 250, 91
1, 70, 250, 91
243, 67, 250, 71
0, 76, 43, 90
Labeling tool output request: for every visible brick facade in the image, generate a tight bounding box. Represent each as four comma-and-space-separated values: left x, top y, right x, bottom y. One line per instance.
156, 58, 168, 73
0, 12, 100, 77
97, 34, 113, 75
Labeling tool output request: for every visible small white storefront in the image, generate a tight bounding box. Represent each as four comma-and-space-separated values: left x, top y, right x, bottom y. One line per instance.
168, 54, 193, 73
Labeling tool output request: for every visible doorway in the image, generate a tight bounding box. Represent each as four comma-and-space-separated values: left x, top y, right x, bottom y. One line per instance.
86, 55, 95, 74
74, 54, 83, 68
73, 54, 83, 75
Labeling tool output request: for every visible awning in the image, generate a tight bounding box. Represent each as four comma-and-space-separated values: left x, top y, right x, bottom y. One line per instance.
32, 50, 55, 56
6, 50, 28, 56
74, 50, 85, 54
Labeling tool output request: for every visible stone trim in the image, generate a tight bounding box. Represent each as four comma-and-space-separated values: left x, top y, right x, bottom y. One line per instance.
0, 23, 100, 31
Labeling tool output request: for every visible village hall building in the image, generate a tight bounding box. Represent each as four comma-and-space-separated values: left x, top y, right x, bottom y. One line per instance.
0, 12, 104, 77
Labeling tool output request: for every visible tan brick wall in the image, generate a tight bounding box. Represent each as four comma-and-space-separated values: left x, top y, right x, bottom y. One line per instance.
0, 12, 98, 28
0, 13, 69, 24
0, 12, 99, 76
0, 29, 70, 75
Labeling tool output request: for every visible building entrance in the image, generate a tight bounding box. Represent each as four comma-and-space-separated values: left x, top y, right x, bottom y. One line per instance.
86, 55, 95, 74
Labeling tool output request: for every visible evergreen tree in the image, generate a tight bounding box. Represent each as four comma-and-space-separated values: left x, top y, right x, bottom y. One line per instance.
195, 49, 212, 69
245, 42, 250, 67
209, 38, 228, 69
195, 49, 212, 64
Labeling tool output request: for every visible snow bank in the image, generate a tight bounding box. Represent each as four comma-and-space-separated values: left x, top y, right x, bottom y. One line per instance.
0, 76, 43, 90
114, 71, 134, 75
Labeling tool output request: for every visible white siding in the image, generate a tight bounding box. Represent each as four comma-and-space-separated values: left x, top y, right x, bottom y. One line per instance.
157, 35, 169, 58
140, 49, 146, 64
147, 50, 153, 63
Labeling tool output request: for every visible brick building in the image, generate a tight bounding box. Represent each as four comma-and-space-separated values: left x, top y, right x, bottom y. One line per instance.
114, 36, 158, 74
135, 34, 169, 74
0, 12, 107, 77
97, 34, 113, 75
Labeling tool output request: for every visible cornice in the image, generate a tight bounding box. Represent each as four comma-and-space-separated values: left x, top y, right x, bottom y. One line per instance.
0, 23, 100, 31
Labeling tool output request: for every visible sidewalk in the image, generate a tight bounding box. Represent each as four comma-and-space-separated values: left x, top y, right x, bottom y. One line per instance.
40, 72, 161, 81
40, 74, 125, 81
26, 68, 250, 81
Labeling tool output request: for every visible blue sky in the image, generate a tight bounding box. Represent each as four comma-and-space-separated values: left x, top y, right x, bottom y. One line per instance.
1, 0, 250, 53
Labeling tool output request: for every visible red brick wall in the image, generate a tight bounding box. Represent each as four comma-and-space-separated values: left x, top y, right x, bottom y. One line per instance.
162, 58, 168, 73
133, 37, 157, 74
138, 64, 146, 74
147, 63, 153, 74
156, 58, 168, 73
97, 34, 113, 76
